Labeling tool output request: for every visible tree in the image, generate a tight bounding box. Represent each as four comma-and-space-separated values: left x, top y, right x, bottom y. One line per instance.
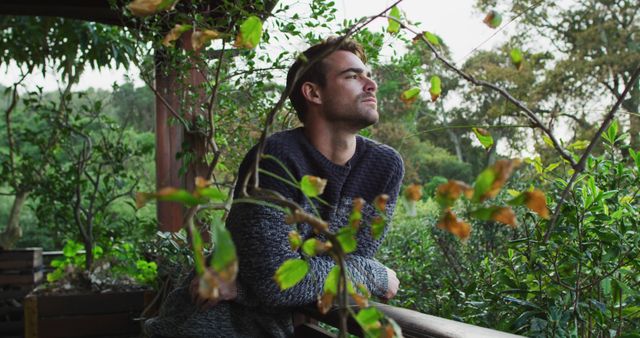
476, 0, 640, 148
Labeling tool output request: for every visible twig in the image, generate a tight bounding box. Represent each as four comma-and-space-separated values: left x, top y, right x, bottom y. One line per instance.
394, 20, 577, 167
543, 66, 640, 242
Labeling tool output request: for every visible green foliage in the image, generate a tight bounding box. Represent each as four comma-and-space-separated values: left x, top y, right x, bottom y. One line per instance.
381, 141, 640, 336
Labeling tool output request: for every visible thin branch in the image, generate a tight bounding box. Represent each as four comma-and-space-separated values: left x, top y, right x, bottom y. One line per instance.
139, 74, 191, 131
396, 20, 578, 167
543, 65, 640, 242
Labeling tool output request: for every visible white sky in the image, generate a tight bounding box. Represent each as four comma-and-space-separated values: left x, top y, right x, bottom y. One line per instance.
1, 0, 515, 92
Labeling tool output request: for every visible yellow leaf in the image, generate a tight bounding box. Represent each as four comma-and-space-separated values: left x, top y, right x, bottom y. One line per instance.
524, 190, 549, 219
127, 0, 162, 17
191, 29, 222, 51
195, 176, 209, 188
162, 24, 192, 47
288, 231, 302, 251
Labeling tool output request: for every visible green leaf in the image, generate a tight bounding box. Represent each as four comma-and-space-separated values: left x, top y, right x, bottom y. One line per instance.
371, 216, 386, 240
568, 140, 589, 150
198, 187, 227, 201
190, 222, 205, 275
274, 259, 309, 290
300, 175, 327, 198
470, 207, 496, 220
387, 6, 401, 34
429, 75, 442, 102
542, 135, 554, 148
336, 227, 357, 254
302, 238, 319, 257
507, 192, 527, 206
156, 188, 205, 206
235, 16, 263, 49
424, 31, 441, 46
400, 87, 420, 104
510, 48, 523, 69
323, 266, 340, 295
606, 120, 619, 144
473, 128, 494, 149
472, 168, 496, 203
355, 307, 383, 330
210, 221, 237, 273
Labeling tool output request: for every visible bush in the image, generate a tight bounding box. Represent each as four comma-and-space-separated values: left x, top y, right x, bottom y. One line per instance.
379, 145, 640, 336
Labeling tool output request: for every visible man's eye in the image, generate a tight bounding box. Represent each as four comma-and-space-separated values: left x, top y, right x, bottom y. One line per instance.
348, 74, 358, 79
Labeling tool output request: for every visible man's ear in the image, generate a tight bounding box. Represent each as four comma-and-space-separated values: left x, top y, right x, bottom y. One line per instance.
301, 82, 322, 105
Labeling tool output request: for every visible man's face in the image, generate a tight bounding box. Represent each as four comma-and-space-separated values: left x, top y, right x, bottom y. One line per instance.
317, 50, 378, 130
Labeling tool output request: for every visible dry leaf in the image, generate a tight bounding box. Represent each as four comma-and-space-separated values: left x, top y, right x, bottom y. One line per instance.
404, 183, 423, 201
317, 292, 334, 315
374, 194, 389, 211
191, 29, 222, 51
437, 180, 473, 201
524, 190, 549, 219
437, 210, 471, 240
127, 0, 162, 17
492, 206, 517, 228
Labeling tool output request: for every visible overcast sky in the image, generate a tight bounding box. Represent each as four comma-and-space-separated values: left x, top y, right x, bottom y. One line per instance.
1, 0, 514, 92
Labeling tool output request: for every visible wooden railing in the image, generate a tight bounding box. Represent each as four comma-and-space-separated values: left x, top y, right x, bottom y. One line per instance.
295, 302, 526, 338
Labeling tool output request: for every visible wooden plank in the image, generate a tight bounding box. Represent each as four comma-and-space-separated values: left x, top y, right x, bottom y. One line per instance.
0, 271, 43, 286
0, 248, 43, 270
0, 288, 32, 301
38, 313, 141, 338
35, 291, 148, 317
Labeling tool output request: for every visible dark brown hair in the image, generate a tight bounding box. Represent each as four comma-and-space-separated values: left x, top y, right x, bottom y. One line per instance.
286, 37, 367, 122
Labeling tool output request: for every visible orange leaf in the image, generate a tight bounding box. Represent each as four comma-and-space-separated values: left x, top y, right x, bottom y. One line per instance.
524, 190, 549, 219
135, 192, 151, 208
317, 292, 334, 315
353, 197, 365, 212
437, 210, 471, 240
404, 183, 423, 202
491, 206, 517, 228
436, 180, 473, 201
162, 24, 191, 47
482, 159, 521, 201
374, 194, 389, 211
352, 293, 369, 308
195, 176, 210, 188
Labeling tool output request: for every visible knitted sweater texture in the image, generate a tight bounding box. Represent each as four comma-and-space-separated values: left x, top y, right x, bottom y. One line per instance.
144, 127, 404, 338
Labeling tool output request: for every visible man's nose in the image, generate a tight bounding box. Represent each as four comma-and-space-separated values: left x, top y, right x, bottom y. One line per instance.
364, 77, 377, 93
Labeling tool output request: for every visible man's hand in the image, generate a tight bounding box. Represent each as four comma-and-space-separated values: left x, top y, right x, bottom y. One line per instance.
190, 269, 238, 310
384, 267, 400, 300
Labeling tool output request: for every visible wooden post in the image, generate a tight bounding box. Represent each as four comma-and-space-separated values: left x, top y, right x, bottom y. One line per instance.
155, 32, 209, 233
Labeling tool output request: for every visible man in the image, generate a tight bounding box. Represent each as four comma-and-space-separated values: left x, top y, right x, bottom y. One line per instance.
145, 36, 403, 338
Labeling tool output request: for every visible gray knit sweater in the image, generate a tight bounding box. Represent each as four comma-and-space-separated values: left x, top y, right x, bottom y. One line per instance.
144, 128, 404, 338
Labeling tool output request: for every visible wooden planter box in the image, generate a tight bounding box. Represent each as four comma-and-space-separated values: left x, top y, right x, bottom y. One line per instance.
0, 248, 44, 338
24, 290, 155, 338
